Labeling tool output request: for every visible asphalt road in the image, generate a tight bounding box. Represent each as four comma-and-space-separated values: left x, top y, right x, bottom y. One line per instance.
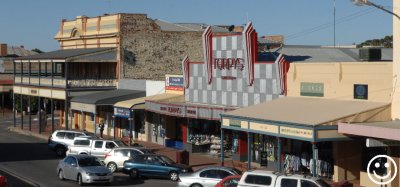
0, 117, 177, 187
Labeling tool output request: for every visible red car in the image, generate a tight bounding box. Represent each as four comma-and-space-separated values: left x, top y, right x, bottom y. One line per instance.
0, 175, 7, 187
215, 175, 241, 187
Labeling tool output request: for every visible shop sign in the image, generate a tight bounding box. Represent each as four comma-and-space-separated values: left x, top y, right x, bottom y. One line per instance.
114, 107, 130, 118
159, 105, 184, 115
280, 126, 313, 139
71, 102, 95, 113
366, 138, 400, 147
213, 58, 245, 71
165, 75, 184, 92
354, 84, 368, 100
186, 106, 198, 118
300, 82, 324, 97
230, 119, 241, 128
250, 122, 279, 134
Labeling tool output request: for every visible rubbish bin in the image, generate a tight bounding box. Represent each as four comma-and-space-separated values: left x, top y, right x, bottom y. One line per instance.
176, 150, 190, 165
333, 181, 353, 187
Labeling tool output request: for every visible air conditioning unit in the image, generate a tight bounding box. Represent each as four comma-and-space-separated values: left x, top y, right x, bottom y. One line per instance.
359, 48, 381, 61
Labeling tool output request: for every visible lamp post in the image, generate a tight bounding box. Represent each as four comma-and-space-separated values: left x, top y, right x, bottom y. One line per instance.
351, 0, 400, 19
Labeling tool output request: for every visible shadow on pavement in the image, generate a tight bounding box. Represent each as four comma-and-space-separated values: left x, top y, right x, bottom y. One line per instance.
0, 143, 59, 162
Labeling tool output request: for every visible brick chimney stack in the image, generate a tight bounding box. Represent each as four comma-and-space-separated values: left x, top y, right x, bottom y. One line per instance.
0, 43, 7, 56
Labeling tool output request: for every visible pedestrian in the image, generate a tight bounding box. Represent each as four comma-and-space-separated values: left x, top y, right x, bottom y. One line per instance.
99, 120, 105, 138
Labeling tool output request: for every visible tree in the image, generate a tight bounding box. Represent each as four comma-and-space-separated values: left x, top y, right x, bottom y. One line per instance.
31, 48, 44, 54
358, 35, 393, 48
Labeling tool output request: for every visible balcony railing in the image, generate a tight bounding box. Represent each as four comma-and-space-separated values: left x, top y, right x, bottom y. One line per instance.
14, 76, 116, 88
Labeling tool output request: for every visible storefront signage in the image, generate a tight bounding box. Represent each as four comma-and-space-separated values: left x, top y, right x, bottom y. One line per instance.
114, 107, 130, 118
280, 126, 313, 139
71, 102, 96, 113
366, 138, 400, 147
230, 119, 242, 128
300, 82, 324, 97
213, 58, 244, 70
250, 122, 279, 134
160, 106, 184, 115
186, 107, 198, 118
165, 75, 184, 92
354, 84, 368, 100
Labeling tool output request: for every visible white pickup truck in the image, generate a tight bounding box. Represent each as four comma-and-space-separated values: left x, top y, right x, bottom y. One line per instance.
66, 137, 127, 160
237, 170, 331, 187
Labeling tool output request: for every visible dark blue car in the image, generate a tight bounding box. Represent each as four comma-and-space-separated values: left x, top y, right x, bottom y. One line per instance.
122, 154, 192, 181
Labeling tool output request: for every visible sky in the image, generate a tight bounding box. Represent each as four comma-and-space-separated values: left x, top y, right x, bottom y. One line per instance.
0, 0, 394, 52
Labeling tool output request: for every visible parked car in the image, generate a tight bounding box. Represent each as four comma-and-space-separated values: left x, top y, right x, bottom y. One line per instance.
215, 175, 241, 187
104, 147, 154, 173
0, 175, 6, 187
66, 137, 127, 160
178, 166, 242, 187
122, 154, 192, 181
237, 170, 331, 187
48, 130, 90, 157
56, 155, 113, 186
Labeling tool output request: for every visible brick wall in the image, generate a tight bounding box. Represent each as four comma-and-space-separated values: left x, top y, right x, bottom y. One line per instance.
119, 14, 203, 81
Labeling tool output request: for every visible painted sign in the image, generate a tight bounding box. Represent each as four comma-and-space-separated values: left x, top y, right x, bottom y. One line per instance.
71, 102, 96, 113
114, 107, 130, 118
354, 84, 368, 100
366, 138, 400, 147
280, 126, 313, 139
250, 122, 279, 134
165, 75, 184, 92
300, 82, 324, 97
230, 119, 241, 128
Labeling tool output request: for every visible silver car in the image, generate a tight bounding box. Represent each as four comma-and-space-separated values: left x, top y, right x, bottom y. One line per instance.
178, 166, 242, 187
57, 155, 113, 186
104, 147, 154, 173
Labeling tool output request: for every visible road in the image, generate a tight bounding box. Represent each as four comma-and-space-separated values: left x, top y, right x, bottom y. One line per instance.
0, 117, 177, 187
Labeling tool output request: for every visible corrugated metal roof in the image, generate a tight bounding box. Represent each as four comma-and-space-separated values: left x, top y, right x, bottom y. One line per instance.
69, 49, 117, 62
16, 48, 115, 60
71, 89, 145, 105
279, 45, 393, 62
155, 20, 230, 33
5, 46, 37, 57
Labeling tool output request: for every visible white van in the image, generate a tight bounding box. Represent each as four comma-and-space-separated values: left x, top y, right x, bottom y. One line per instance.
237, 170, 331, 187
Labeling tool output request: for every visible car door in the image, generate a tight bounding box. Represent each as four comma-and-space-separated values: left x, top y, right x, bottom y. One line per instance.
144, 155, 165, 177
199, 169, 222, 187
63, 157, 76, 180
91, 141, 104, 158
64, 132, 75, 146
114, 149, 129, 168
103, 141, 117, 156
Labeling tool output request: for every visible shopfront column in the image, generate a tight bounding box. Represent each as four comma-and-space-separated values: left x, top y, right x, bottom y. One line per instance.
51, 98, 54, 132
277, 137, 282, 172
81, 111, 84, 131
129, 111, 133, 145
38, 96, 41, 133
221, 129, 224, 166
20, 94, 23, 129
247, 132, 252, 169
112, 115, 116, 140
28, 95, 31, 131
312, 142, 318, 177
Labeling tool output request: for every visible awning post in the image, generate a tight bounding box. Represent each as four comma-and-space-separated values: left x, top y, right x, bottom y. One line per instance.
247, 132, 252, 170
312, 142, 318, 177
112, 115, 116, 141
221, 128, 224, 166
129, 110, 133, 145
277, 137, 282, 172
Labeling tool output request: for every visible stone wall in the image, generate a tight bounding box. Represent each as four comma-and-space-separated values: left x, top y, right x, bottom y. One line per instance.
119, 14, 203, 81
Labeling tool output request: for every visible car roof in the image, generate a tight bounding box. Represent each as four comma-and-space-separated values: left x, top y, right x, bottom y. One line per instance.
112, 147, 150, 151
55, 130, 86, 133
199, 166, 237, 170
244, 170, 275, 175
68, 154, 97, 159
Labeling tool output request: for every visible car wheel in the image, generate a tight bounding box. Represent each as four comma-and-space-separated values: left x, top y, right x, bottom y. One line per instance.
107, 162, 117, 173
191, 183, 203, 187
129, 169, 139, 180
55, 146, 65, 157
58, 170, 64, 180
169, 171, 179, 181
78, 174, 85, 186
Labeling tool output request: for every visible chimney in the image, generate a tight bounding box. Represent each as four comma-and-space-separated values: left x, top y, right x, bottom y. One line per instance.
0, 44, 7, 56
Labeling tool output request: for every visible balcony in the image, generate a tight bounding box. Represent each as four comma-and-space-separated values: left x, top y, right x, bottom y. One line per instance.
14, 76, 116, 88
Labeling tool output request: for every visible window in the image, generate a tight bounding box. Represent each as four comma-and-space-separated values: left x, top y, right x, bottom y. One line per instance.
301, 180, 318, 187
94, 141, 103, 148
75, 133, 85, 137
200, 170, 219, 179
74, 139, 90, 146
65, 133, 75, 140
56, 132, 66, 139
281, 178, 297, 187
65, 157, 77, 166
218, 170, 232, 179
244, 175, 272, 185
134, 155, 147, 163
105, 142, 116, 149
223, 178, 240, 187
129, 150, 142, 156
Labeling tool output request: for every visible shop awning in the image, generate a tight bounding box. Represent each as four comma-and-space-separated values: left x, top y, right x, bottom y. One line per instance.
145, 95, 237, 120
221, 97, 390, 142
71, 89, 145, 113
339, 121, 400, 141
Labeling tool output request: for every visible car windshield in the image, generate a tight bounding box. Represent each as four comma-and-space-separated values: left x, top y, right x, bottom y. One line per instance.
78, 157, 102, 167
316, 179, 331, 187
115, 140, 128, 147
232, 168, 242, 175
141, 149, 154, 154
159, 155, 175, 165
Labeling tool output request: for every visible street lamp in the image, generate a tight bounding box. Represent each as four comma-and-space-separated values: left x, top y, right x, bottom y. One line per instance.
351, 0, 400, 19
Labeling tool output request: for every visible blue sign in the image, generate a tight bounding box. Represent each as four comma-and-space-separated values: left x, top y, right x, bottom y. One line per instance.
114, 107, 130, 118
168, 77, 184, 87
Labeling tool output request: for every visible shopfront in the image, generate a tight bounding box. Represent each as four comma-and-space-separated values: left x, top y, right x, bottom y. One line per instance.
221, 97, 391, 179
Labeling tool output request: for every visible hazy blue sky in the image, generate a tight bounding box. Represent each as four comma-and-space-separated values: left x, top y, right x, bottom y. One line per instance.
0, 0, 393, 52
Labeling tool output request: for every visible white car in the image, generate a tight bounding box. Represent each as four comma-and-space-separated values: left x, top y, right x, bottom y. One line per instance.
104, 147, 154, 173
48, 130, 90, 157
237, 170, 331, 187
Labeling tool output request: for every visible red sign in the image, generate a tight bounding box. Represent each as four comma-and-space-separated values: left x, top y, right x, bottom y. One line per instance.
160, 106, 182, 114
